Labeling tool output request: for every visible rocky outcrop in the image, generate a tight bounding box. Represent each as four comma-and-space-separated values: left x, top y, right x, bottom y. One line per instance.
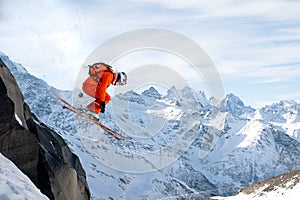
0, 58, 90, 200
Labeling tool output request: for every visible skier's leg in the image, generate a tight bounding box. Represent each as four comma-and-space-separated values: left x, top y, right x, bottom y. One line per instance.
87, 101, 101, 114
104, 93, 111, 105
82, 77, 98, 98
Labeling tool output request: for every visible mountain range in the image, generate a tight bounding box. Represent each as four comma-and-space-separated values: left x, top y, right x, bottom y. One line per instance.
1, 51, 300, 199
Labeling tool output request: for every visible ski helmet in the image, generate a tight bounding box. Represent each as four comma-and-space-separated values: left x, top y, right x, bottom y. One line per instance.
115, 72, 127, 85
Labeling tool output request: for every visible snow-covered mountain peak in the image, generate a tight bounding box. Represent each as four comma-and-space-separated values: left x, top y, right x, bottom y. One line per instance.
260, 100, 300, 123
116, 90, 148, 106
264, 100, 299, 113
0, 50, 7, 57
0, 53, 27, 74
141, 86, 162, 99
223, 93, 246, 108
197, 90, 210, 106
178, 86, 197, 96
258, 100, 300, 142
12, 62, 28, 74
204, 119, 266, 162
220, 93, 255, 117
165, 86, 196, 98
236, 120, 266, 148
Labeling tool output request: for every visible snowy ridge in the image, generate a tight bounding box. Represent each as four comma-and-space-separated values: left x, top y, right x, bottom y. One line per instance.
259, 100, 300, 142
0, 50, 7, 57
211, 168, 300, 200
220, 93, 255, 117
0, 154, 49, 200
2, 52, 300, 199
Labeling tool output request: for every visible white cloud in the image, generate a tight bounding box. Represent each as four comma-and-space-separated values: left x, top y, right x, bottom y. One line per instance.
251, 78, 282, 84
133, 0, 300, 81
245, 64, 300, 81
136, 0, 300, 22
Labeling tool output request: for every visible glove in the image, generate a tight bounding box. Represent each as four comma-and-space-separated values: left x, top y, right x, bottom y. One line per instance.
99, 101, 106, 113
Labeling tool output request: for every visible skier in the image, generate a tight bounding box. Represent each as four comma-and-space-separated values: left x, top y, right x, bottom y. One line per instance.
80, 62, 127, 120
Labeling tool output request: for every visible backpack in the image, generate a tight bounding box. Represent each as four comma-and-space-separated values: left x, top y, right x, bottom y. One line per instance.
88, 62, 114, 82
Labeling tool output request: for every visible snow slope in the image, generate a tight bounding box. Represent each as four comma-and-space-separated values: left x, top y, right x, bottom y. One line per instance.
211, 169, 300, 200
0, 154, 49, 200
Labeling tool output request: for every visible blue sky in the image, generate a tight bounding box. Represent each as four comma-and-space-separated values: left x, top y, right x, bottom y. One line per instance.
0, 0, 300, 108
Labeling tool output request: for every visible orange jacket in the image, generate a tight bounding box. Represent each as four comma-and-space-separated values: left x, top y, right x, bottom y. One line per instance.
82, 64, 117, 102
96, 70, 114, 101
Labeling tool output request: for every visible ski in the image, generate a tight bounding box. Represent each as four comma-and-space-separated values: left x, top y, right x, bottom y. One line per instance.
59, 98, 127, 140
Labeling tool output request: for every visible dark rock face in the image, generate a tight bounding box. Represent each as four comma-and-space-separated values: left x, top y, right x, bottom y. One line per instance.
0, 59, 90, 200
